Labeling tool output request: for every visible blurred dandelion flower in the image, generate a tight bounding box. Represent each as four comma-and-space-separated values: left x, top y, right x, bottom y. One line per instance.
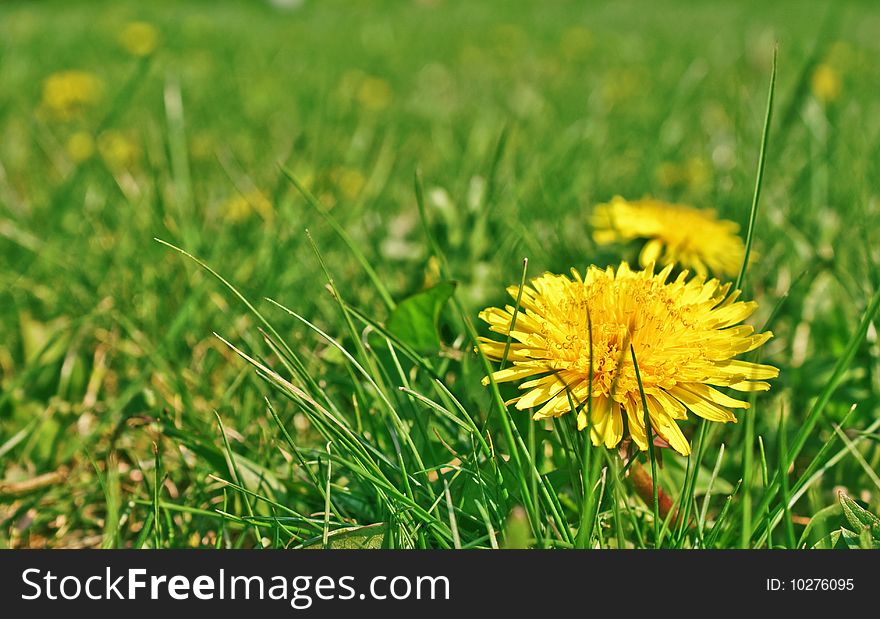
810, 63, 841, 104
329, 167, 366, 201
601, 68, 644, 106
592, 197, 745, 278
119, 21, 159, 57
41, 70, 103, 118
97, 130, 140, 169
356, 76, 393, 111
478, 263, 777, 455
66, 131, 95, 163
423, 255, 443, 288
655, 157, 710, 192
222, 190, 273, 223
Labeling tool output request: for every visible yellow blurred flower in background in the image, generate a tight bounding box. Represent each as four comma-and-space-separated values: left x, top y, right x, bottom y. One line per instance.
356, 76, 393, 111
329, 166, 366, 201
66, 131, 95, 163
97, 130, 140, 169
601, 68, 645, 107
41, 70, 103, 118
592, 197, 746, 278
222, 190, 274, 223
423, 255, 442, 288
655, 157, 711, 192
810, 63, 841, 104
478, 263, 778, 455
119, 21, 159, 57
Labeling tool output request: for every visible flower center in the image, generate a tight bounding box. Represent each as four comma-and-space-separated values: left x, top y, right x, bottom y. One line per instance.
540, 274, 703, 401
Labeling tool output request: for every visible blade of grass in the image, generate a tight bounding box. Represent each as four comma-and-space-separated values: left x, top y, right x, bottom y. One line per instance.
674, 420, 709, 547
152, 442, 162, 549
500, 258, 528, 371
705, 479, 742, 548
830, 424, 880, 493
213, 411, 261, 544
698, 444, 725, 534
777, 408, 797, 548
322, 442, 333, 548
630, 344, 660, 547
735, 44, 777, 293
740, 388, 759, 548
443, 478, 462, 549
757, 436, 772, 546
575, 308, 596, 548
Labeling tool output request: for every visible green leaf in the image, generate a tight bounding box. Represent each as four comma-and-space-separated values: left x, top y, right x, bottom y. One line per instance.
386, 281, 456, 352
797, 503, 841, 548
811, 529, 842, 549
840, 527, 864, 550
301, 524, 386, 549
858, 526, 878, 549
838, 492, 880, 531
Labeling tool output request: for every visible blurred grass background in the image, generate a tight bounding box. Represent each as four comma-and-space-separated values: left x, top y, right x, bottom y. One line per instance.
1, 0, 879, 547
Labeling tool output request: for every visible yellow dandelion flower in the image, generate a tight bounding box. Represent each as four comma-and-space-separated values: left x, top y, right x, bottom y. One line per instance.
97, 130, 140, 168
119, 21, 159, 57
592, 196, 745, 278
41, 71, 103, 118
66, 131, 95, 163
601, 68, 644, 106
810, 63, 841, 104
423, 255, 443, 288
222, 190, 273, 223
356, 76, 393, 111
655, 157, 710, 192
478, 263, 778, 456
330, 167, 366, 201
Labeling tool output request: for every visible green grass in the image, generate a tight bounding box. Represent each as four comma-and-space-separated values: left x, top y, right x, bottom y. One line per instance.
1, 0, 880, 549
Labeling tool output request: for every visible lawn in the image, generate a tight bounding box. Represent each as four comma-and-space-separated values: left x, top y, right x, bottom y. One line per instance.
1, 0, 879, 549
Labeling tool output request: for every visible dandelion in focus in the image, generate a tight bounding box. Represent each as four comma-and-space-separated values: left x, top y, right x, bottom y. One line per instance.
810, 63, 841, 104
592, 196, 745, 278
478, 263, 777, 455
119, 21, 159, 57
40, 71, 103, 119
